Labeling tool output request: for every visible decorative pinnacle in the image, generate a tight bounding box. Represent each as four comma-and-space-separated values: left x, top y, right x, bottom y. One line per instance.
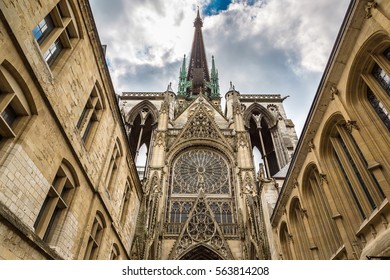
167, 82, 173, 92
194, 6, 203, 27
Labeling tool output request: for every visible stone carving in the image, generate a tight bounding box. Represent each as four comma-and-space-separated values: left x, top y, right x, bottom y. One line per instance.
236, 131, 248, 148
330, 85, 339, 100
308, 139, 315, 152
232, 100, 243, 115
365, 1, 378, 19
319, 173, 328, 185
182, 107, 218, 139
343, 120, 359, 134
159, 101, 169, 114
169, 191, 234, 260
153, 131, 166, 147
242, 172, 257, 197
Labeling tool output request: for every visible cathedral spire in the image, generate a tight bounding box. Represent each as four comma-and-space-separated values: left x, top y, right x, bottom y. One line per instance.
187, 7, 210, 96
178, 54, 191, 97
208, 55, 220, 99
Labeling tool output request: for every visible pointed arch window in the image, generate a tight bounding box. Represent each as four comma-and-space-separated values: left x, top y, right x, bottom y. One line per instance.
289, 199, 312, 259
119, 179, 132, 226
105, 139, 123, 195
110, 243, 120, 260
84, 212, 106, 260
358, 46, 390, 133
0, 65, 33, 143
279, 222, 293, 260
126, 102, 158, 179
34, 160, 78, 242
170, 201, 181, 224
244, 105, 281, 177
302, 166, 342, 258
329, 124, 386, 221
77, 82, 104, 147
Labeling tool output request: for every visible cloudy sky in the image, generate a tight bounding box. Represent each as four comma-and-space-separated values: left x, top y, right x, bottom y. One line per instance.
89, 0, 351, 136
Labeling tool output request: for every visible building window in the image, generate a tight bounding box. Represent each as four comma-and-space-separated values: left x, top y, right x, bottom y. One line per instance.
302, 165, 343, 259
32, 15, 54, 44
359, 46, 390, 133
384, 47, 390, 61
84, 212, 105, 260
0, 65, 32, 142
372, 63, 390, 94
44, 38, 64, 66
334, 149, 366, 219
330, 125, 386, 221
367, 88, 390, 132
32, 0, 79, 66
110, 243, 120, 260
34, 161, 77, 241
119, 180, 132, 226
289, 199, 312, 259
1, 105, 17, 127
105, 140, 122, 195
76, 84, 103, 146
279, 222, 293, 260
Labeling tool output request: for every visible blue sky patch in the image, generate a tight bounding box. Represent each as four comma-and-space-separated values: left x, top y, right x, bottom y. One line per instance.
203, 0, 233, 16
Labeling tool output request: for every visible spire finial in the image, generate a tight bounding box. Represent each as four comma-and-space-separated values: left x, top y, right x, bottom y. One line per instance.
194, 6, 203, 27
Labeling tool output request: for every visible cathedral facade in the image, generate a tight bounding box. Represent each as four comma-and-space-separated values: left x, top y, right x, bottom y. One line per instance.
0, 0, 389, 260
119, 10, 297, 260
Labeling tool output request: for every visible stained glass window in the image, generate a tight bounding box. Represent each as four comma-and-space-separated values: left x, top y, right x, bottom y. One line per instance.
172, 149, 230, 194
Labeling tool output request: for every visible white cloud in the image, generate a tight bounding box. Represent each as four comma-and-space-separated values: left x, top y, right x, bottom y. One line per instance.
90, 0, 350, 135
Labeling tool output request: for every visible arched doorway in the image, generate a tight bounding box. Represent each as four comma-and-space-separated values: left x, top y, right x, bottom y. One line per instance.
179, 245, 223, 260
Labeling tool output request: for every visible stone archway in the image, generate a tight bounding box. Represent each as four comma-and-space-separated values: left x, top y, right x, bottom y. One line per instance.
179, 245, 223, 260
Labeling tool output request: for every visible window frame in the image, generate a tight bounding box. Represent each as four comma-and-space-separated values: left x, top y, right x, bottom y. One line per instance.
32, 0, 79, 67
119, 180, 132, 226
34, 162, 77, 242
76, 83, 104, 148
0, 65, 31, 143
84, 212, 105, 260
105, 139, 122, 195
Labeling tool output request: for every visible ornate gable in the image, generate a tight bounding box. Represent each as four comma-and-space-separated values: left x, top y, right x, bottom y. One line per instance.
169, 95, 231, 149
182, 105, 218, 139
168, 190, 234, 260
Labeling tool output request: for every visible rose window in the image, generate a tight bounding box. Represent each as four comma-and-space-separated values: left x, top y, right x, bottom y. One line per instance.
172, 149, 229, 194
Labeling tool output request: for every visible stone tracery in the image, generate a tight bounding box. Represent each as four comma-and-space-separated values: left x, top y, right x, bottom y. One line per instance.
172, 149, 229, 194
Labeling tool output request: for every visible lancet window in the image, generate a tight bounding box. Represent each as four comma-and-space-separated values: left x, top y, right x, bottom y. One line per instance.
245, 104, 281, 178
328, 122, 386, 221
126, 101, 157, 179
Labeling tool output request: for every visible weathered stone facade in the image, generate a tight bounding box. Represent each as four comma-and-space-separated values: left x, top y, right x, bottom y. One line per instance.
2, 0, 389, 261
0, 0, 141, 259
119, 11, 298, 260
271, 0, 390, 260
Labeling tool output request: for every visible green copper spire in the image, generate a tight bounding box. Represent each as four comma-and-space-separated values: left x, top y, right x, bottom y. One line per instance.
177, 54, 191, 97
207, 55, 220, 99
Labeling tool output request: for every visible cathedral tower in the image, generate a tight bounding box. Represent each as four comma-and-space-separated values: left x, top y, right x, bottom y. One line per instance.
119, 10, 297, 260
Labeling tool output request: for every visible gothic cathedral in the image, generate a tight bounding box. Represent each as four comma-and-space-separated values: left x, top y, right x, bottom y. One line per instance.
119, 10, 298, 260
